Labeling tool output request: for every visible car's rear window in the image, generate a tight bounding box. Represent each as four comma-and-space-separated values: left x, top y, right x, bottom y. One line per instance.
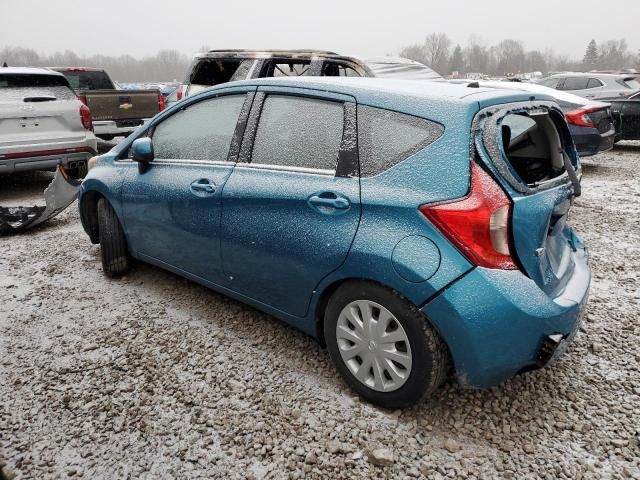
58, 70, 113, 90
620, 77, 640, 90
499, 112, 566, 185
357, 105, 444, 177
0, 74, 76, 101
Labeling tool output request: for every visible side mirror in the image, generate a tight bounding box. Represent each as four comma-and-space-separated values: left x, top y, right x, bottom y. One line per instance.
131, 137, 154, 163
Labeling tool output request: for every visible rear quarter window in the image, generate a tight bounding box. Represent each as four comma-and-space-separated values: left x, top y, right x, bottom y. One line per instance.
560, 77, 589, 90
357, 105, 444, 177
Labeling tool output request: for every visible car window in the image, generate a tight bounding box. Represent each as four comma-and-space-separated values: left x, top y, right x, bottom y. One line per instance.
587, 78, 603, 89
189, 59, 243, 87
322, 62, 361, 77
152, 94, 245, 161
357, 105, 444, 177
263, 61, 311, 77
251, 95, 343, 171
58, 70, 114, 90
560, 77, 589, 90
0, 74, 76, 101
538, 78, 560, 89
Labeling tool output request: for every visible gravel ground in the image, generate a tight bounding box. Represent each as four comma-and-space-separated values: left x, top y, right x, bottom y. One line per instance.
1, 143, 639, 479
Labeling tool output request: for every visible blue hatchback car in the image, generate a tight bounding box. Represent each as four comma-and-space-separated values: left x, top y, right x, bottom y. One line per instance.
79, 77, 590, 407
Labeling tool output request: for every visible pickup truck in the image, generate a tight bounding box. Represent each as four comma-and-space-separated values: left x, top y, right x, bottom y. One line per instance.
51, 67, 165, 140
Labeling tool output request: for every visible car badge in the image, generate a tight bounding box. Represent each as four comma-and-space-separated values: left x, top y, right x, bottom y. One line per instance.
119, 103, 133, 110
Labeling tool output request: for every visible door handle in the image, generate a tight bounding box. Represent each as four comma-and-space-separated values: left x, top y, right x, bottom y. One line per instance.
190, 179, 216, 196
308, 193, 350, 210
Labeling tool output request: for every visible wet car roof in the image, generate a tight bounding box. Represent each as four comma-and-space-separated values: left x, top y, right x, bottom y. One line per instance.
227, 76, 556, 105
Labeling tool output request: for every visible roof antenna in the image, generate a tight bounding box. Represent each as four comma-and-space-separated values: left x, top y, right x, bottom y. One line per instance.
1, 62, 7, 68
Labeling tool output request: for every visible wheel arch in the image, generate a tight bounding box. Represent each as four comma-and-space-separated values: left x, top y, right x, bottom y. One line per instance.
313, 276, 450, 354
79, 190, 104, 244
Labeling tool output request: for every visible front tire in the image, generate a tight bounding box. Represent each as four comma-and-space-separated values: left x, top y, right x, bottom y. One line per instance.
97, 198, 129, 277
324, 281, 449, 408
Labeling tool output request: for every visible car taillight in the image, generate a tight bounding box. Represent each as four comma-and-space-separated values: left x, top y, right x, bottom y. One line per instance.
80, 104, 93, 131
158, 91, 165, 111
78, 95, 87, 105
419, 162, 519, 270
565, 106, 600, 128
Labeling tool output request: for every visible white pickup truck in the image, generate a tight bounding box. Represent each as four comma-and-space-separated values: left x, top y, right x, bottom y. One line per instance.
0, 67, 97, 178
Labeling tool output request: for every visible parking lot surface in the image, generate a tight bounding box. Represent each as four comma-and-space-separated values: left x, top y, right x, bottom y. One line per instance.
1, 144, 639, 479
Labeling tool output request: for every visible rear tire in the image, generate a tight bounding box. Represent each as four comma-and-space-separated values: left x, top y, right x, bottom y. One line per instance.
97, 198, 129, 277
324, 281, 449, 408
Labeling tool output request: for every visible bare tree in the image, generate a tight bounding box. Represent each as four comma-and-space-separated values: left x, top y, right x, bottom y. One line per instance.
423, 33, 452, 74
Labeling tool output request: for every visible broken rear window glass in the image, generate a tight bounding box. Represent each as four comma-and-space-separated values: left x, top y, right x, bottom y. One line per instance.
500, 112, 565, 185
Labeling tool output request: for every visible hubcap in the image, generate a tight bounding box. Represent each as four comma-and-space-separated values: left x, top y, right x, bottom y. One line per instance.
336, 300, 412, 392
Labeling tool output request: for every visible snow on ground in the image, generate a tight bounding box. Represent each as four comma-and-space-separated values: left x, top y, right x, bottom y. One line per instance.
0, 143, 639, 479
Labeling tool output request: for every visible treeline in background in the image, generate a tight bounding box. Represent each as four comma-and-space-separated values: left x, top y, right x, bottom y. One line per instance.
400, 34, 639, 76
2, 35, 639, 82
0, 47, 193, 83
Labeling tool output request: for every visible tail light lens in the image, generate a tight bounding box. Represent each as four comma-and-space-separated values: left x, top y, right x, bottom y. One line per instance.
80, 104, 93, 131
420, 162, 519, 270
158, 91, 166, 111
565, 106, 600, 128
176, 86, 183, 101
78, 95, 87, 105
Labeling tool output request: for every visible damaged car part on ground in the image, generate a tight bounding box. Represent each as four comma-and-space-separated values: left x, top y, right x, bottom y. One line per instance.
0, 164, 82, 234
78, 77, 591, 408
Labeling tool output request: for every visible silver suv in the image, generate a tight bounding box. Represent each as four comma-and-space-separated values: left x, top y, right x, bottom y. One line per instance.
538, 73, 640, 101
0, 67, 97, 178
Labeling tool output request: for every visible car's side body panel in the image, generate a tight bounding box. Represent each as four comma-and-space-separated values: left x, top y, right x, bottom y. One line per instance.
79, 77, 591, 390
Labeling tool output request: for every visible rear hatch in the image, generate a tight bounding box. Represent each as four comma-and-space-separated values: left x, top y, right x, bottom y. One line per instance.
0, 74, 86, 151
473, 100, 583, 296
82, 90, 161, 122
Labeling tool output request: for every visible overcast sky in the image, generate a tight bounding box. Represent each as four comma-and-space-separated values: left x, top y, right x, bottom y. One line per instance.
1, 0, 638, 60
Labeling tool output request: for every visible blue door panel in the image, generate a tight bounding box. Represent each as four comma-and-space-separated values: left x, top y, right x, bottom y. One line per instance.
220, 167, 360, 318
120, 161, 234, 284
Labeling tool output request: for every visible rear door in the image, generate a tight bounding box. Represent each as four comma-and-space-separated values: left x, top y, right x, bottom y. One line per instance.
220, 88, 360, 317
0, 74, 84, 152
475, 103, 585, 296
120, 88, 254, 284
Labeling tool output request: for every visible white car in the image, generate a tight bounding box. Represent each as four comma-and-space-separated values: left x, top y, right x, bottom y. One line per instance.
0, 67, 97, 178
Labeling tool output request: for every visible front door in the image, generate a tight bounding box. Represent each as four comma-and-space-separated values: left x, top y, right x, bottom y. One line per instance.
120, 91, 252, 284
220, 90, 361, 317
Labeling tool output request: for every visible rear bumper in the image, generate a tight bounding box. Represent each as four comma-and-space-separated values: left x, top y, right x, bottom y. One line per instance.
93, 119, 149, 138
422, 244, 590, 388
0, 152, 94, 174
570, 124, 615, 157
